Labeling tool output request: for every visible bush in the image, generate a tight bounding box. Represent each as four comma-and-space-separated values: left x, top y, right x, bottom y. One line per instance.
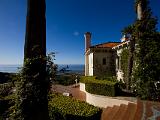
0, 99, 10, 116
55, 74, 80, 86
0, 82, 13, 97
80, 76, 97, 83
0, 82, 15, 119
80, 76, 119, 96
49, 93, 102, 120
0, 72, 13, 84
0, 95, 14, 119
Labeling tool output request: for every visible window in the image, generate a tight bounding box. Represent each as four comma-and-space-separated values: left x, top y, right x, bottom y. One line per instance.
102, 58, 106, 65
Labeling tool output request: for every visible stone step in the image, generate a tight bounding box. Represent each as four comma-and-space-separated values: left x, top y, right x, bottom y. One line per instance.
133, 99, 143, 120
134, 100, 160, 120
145, 100, 160, 120
101, 105, 119, 120
121, 102, 137, 120
101, 100, 160, 120
112, 104, 128, 120
101, 107, 112, 120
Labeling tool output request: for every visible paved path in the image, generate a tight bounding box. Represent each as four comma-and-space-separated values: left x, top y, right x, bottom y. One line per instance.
51, 84, 86, 101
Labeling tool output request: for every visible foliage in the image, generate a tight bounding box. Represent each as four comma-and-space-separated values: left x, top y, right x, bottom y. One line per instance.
0, 84, 15, 119
80, 76, 119, 96
80, 76, 117, 82
120, 48, 129, 83
0, 52, 57, 119
80, 76, 97, 83
46, 52, 58, 84
122, 0, 160, 100
10, 56, 49, 120
55, 74, 80, 86
0, 74, 16, 119
7, 52, 57, 119
0, 82, 13, 98
133, 0, 160, 101
20, 0, 48, 119
0, 99, 11, 118
48, 93, 102, 120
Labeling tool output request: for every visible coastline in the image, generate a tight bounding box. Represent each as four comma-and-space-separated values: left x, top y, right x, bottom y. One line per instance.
0, 64, 85, 74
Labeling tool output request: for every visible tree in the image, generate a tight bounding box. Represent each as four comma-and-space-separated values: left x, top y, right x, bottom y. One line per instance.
122, 25, 135, 90
123, 0, 160, 100
121, 0, 160, 100
134, 0, 160, 100
13, 0, 50, 119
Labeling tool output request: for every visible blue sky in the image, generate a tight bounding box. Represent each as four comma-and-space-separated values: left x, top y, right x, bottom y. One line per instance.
0, 0, 159, 65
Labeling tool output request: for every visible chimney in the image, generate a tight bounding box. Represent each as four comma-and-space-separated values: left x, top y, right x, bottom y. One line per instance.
84, 32, 91, 52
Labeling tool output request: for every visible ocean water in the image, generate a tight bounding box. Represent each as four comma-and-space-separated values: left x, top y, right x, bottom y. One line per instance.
0, 64, 84, 74
0, 65, 22, 73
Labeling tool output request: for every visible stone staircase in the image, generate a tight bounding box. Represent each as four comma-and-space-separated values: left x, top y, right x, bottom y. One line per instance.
101, 100, 160, 120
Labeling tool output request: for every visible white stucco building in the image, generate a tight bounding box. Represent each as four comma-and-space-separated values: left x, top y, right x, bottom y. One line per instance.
84, 32, 130, 81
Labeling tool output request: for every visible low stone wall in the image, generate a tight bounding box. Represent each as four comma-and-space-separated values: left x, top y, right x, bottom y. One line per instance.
86, 92, 130, 108
80, 83, 86, 92
80, 82, 135, 108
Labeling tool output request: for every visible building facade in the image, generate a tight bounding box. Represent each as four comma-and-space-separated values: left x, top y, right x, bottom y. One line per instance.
84, 32, 130, 81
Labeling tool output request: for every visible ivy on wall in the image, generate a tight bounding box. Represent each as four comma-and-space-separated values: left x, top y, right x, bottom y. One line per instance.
120, 48, 129, 83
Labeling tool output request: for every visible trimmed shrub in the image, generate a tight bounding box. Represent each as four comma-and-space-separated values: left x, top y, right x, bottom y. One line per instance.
80, 76, 119, 96
80, 76, 97, 83
49, 93, 102, 120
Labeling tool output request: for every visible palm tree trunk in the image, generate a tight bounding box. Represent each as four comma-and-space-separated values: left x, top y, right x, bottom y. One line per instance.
24, 0, 46, 58
22, 0, 49, 119
126, 37, 135, 90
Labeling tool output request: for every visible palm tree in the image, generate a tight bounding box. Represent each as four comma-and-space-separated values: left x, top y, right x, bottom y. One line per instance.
122, 26, 135, 90
127, 35, 135, 90
122, 0, 144, 90
24, 0, 46, 58
15, 0, 49, 119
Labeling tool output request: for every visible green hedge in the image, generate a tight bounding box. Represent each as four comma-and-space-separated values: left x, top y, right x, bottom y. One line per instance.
80, 76, 97, 83
80, 76, 119, 96
49, 93, 102, 120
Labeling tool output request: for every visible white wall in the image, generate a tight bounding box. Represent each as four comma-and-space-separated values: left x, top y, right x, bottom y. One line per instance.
88, 53, 93, 76
80, 83, 86, 92
80, 83, 135, 108
85, 55, 89, 76
86, 92, 130, 108
116, 49, 124, 81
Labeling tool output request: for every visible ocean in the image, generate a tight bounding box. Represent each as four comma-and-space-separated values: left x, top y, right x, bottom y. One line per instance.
0, 64, 84, 74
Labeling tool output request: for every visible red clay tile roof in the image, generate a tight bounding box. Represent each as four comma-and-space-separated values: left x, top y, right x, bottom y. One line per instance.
91, 42, 121, 48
